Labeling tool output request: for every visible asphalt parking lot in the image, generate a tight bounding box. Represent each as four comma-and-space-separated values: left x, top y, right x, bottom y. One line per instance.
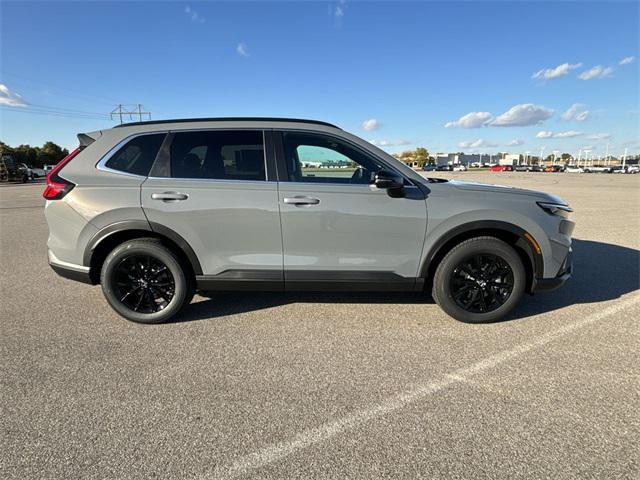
1, 172, 639, 479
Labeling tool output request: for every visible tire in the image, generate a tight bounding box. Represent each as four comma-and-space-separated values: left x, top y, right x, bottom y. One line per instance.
100, 238, 194, 324
432, 236, 526, 323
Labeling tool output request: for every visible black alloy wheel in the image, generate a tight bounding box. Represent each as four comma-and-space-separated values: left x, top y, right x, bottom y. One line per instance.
449, 254, 514, 313
113, 255, 175, 313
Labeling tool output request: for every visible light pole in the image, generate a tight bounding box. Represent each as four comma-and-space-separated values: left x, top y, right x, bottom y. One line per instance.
540, 146, 546, 165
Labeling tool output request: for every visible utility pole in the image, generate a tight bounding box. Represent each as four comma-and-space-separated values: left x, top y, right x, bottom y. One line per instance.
110, 104, 151, 124
622, 147, 628, 168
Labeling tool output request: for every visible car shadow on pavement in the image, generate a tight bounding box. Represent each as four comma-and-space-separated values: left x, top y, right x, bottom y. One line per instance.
509, 239, 639, 321
175, 239, 639, 323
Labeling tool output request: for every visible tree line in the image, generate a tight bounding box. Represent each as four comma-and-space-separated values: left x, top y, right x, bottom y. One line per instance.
0, 141, 69, 169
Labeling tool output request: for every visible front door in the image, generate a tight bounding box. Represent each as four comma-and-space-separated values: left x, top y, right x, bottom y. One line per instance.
275, 130, 427, 290
141, 129, 283, 288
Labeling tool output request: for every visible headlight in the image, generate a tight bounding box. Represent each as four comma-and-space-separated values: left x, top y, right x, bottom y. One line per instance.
537, 201, 573, 218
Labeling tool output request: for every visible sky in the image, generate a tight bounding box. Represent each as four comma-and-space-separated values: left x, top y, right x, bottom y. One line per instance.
1, 0, 639, 158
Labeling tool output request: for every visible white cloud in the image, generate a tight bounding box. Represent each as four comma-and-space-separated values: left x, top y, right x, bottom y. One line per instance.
458, 139, 498, 149
578, 65, 614, 80
184, 5, 205, 23
532, 62, 582, 81
362, 118, 380, 131
581, 145, 596, 151
0, 84, 28, 107
554, 130, 583, 138
508, 139, 524, 146
491, 103, 554, 127
586, 133, 611, 140
536, 131, 554, 139
369, 139, 411, 147
444, 111, 492, 128
537, 130, 583, 139
236, 43, 249, 57
334, 5, 344, 18
619, 56, 635, 65
561, 103, 590, 122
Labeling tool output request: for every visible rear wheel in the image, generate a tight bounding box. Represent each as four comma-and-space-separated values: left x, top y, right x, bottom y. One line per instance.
432, 236, 525, 323
100, 238, 193, 324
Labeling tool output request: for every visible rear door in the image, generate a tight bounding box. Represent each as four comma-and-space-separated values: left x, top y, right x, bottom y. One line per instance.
274, 130, 428, 290
141, 129, 283, 288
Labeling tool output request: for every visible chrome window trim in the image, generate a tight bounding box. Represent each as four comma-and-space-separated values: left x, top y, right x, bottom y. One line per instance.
96, 131, 168, 178
146, 177, 277, 185
96, 127, 269, 181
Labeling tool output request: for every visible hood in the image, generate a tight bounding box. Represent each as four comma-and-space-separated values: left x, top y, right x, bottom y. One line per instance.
446, 179, 567, 204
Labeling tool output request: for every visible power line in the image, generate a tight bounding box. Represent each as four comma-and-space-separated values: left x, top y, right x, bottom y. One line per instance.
0, 71, 120, 106
0, 107, 108, 121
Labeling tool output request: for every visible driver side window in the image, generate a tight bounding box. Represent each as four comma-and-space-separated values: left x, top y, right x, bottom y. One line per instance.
282, 131, 384, 184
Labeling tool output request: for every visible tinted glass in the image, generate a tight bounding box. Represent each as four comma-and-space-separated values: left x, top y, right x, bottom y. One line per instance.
105, 134, 165, 176
282, 132, 384, 184
170, 130, 265, 181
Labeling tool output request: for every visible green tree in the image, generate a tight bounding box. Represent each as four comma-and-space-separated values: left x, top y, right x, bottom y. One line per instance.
414, 147, 429, 167
14, 144, 40, 167
37, 141, 68, 167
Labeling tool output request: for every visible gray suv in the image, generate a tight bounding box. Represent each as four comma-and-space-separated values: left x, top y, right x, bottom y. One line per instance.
44, 118, 573, 324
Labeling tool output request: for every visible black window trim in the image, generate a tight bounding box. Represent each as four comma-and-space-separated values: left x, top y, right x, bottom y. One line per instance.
272, 129, 416, 187
148, 127, 272, 183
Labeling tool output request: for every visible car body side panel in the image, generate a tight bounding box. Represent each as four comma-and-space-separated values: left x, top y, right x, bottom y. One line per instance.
141, 178, 282, 275
278, 183, 427, 278
45, 199, 99, 266
421, 182, 571, 279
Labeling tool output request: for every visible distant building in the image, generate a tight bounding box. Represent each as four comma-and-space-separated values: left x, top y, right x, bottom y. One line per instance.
499, 154, 520, 166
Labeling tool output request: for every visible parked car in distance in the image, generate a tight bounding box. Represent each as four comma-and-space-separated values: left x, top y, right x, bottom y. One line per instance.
583, 165, 611, 173
0, 154, 31, 182
43, 165, 56, 174
44, 117, 574, 325
436, 164, 453, 171
530, 165, 543, 172
422, 164, 437, 172
611, 165, 639, 174
490, 165, 513, 172
452, 164, 467, 171
564, 165, 584, 173
31, 168, 46, 178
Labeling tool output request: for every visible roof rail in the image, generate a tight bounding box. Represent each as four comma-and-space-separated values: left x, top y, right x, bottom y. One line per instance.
114, 117, 341, 129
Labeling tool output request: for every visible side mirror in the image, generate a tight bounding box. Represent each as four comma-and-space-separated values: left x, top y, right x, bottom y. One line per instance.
374, 170, 405, 197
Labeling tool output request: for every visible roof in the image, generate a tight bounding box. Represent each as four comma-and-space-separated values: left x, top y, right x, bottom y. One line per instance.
114, 117, 340, 129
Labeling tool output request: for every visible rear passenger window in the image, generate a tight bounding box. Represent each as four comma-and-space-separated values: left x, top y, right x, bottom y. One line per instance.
104, 134, 165, 176
170, 130, 265, 181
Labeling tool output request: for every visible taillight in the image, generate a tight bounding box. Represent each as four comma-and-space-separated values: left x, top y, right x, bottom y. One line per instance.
43, 147, 82, 200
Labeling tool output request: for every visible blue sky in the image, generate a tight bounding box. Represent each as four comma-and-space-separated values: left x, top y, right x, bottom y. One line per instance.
1, 1, 638, 158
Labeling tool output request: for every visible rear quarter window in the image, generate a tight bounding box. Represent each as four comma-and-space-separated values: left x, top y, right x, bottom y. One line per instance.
104, 133, 166, 176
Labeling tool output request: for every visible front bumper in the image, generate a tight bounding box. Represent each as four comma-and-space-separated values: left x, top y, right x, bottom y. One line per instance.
535, 248, 572, 292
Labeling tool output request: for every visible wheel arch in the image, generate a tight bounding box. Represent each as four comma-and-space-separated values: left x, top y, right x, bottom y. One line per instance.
84, 220, 203, 284
420, 220, 543, 294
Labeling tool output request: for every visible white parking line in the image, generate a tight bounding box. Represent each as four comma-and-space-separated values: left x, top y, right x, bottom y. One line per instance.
207, 294, 640, 479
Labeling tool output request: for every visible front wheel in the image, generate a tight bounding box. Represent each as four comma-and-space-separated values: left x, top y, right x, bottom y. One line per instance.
432, 237, 525, 323
100, 238, 193, 324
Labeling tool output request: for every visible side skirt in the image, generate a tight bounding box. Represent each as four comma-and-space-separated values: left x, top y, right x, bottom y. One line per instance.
196, 270, 423, 292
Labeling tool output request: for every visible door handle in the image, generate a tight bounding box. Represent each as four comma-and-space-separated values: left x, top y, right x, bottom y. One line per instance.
151, 192, 189, 202
283, 196, 320, 206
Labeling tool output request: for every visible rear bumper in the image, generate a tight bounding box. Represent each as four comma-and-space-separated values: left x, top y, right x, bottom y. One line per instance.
535, 249, 572, 292
48, 249, 93, 285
